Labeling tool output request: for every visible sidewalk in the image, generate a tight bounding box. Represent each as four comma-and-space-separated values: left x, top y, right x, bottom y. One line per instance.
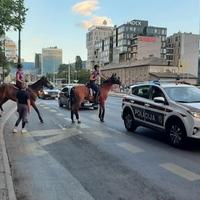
0, 101, 16, 200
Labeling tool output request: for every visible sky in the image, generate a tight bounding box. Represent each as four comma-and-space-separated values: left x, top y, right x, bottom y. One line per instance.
7, 0, 200, 63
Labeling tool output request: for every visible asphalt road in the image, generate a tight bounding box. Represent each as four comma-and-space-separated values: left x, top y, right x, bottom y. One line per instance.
3, 96, 200, 200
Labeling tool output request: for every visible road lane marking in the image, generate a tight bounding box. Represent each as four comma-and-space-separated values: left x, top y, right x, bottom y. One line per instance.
92, 131, 111, 138
17, 133, 95, 200
43, 106, 49, 109
29, 129, 64, 137
57, 113, 65, 116
58, 124, 66, 130
38, 131, 78, 146
78, 123, 89, 129
49, 109, 57, 112
116, 142, 144, 154
64, 117, 71, 121
160, 163, 200, 181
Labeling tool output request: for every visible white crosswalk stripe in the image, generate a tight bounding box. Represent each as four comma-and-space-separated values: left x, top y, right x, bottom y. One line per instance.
160, 163, 200, 181
116, 142, 144, 154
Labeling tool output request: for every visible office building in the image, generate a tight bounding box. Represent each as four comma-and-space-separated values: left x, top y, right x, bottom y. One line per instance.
35, 53, 42, 75
166, 32, 199, 77
42, 47, 62, 75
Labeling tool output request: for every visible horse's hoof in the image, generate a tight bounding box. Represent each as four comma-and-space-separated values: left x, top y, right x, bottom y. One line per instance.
78, 120, 81, 124
100, 119, 104, 122
72, 120, 75, 124
40, 120, 44, 123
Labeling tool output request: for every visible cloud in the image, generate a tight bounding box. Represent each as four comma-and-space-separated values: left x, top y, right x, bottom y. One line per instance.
81, 16, 113, 29
72, 0, 99, 16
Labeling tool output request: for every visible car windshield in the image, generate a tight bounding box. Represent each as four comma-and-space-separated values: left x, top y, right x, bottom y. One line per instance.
164, 86, 200, 103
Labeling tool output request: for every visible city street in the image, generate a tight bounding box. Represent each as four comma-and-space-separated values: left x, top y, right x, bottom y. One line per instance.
3, 96, 200, 200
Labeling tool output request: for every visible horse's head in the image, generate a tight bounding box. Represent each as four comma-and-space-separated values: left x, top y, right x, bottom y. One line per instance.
108, 73, 121, 85
41, 76, 54, 89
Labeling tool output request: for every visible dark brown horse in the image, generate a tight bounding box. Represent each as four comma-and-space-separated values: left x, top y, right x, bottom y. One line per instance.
70, 73, 121, 123
0, 76, 53, 122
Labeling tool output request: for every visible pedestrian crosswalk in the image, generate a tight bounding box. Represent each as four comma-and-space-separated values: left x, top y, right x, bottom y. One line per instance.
32, 103, 200, 182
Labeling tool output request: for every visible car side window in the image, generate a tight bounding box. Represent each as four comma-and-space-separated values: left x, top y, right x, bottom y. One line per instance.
150, 86, 165, 100
133, 85, 150, 99
62, 87, 68, 93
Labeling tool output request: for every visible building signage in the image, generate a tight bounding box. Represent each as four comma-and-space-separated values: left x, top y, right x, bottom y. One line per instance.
133, 107, 164, 126
129, 20, 142, 26
139, 36, 156, 42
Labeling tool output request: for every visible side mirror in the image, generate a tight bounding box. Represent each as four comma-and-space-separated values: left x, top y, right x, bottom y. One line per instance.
153, 97, 165, 104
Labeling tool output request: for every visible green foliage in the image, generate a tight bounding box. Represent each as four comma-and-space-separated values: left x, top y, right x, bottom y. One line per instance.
75, 69, 90, 84
0, 0, 28, 35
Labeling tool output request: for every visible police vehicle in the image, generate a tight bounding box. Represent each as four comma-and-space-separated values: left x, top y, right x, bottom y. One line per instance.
121, 81, 200, 147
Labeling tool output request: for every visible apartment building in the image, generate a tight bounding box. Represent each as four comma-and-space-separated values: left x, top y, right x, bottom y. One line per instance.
129, 36, 161, 60
112, 19, 167, 63
166, 32, 199, 77
86, 26, 113, 69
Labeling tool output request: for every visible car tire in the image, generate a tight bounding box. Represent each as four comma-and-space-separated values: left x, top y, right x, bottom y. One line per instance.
123, 111, 138, 132
167, 120, 186, 148
58, 99, 63, 107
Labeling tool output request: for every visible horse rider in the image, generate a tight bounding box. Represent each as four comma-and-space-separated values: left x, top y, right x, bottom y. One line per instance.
89, 64, 106, 105
16, 63, 25, 89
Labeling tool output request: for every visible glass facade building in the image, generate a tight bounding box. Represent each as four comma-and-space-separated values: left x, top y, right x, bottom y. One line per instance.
42, 47, 62, 75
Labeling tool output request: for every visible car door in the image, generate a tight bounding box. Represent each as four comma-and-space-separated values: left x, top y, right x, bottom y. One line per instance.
60, 87, 69, 105
131, 85, 151, 123
144, 85, 168, 129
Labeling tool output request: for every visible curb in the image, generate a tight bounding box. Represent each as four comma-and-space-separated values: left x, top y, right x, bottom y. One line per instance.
0, 103, 17, 200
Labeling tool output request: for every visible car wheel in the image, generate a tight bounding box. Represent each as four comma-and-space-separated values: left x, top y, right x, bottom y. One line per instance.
58, 99, 63, 107
167, 121, 186, 147
123, 111, 137, 132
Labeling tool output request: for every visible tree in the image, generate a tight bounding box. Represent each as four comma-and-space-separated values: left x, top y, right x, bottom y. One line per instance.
75, 56, 82, 70
0, 0, 28, 35
75, 69, 90, 84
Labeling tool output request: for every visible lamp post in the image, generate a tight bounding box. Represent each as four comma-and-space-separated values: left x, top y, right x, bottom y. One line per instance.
68, 61, 71, 84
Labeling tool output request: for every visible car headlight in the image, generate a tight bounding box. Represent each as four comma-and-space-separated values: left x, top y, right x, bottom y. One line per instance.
189, 111, 200, 118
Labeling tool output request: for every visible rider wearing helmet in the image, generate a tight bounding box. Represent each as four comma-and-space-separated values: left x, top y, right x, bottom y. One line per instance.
16, 64, 25, 89
89, 64, 106, 104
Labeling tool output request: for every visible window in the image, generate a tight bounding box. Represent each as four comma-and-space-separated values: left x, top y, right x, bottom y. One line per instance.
62, 87, 69, 93
150, 86, 165, 100
132, 85, 151, 99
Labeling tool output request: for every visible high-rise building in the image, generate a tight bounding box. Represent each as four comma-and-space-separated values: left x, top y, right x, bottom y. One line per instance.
34, 53, 42, 75
166, 32, 199, 77
42, 47, 62, 75
112, 19, 167, 63
86, 26, 114, 69
87, 19, 167, 67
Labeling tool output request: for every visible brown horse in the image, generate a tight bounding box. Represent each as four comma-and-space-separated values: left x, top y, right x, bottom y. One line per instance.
0, 76, 53, 122
70, 73, 121, 123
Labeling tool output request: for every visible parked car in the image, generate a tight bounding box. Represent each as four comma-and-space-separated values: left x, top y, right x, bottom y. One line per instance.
122, 80, 200, 147
58, 84, 98, 109
39, 88, 60, 99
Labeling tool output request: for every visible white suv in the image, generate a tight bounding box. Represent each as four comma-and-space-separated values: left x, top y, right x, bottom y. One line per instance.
121, 81, 200, 147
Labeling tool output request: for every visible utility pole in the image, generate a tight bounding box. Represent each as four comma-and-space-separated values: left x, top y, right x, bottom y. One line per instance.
68, 61, 71, 84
